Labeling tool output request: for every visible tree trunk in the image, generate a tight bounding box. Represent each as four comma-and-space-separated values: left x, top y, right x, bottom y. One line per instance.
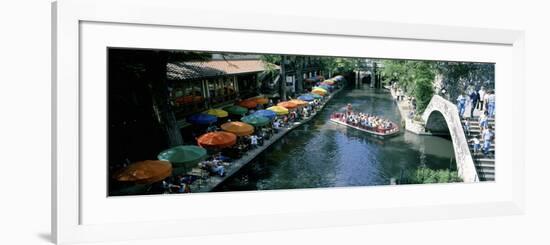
295, 57, 304, 94
279, 55, 287, 100
149, 51, 184, 147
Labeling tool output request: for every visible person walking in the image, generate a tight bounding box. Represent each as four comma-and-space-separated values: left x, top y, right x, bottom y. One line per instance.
479, 111, 489, 129
487, 90, 496, 118
464, 119, 470, 136
482, 126, 493, 156
473, 137, 481, 154
469, 89, 479, 118
483, 90, 490, 112
478, 86, 486, 110
456, 94, 467, 118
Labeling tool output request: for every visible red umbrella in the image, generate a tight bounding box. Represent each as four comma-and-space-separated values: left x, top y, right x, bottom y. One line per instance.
254, 97, 269, 105
239, 99, 258, 109
197, 131, 237, 149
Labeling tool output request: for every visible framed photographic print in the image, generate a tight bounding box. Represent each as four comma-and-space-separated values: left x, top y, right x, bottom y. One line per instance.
52, 0, 525, 244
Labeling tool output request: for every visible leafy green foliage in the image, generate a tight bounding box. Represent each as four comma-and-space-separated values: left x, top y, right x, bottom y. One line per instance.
414, 77, 434, 113
259, 55, 361, 81
259, 55, 282, 81
380, 60, 436, 113
319, 57, 360, 75
436, 62, 495, 100
409, 167, 462, 184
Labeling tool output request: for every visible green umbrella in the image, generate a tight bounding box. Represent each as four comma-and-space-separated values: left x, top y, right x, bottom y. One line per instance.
241, 114, 270, 127
223, 105, 248, 116
308, 93, 322, 99
157, 145, 207, 168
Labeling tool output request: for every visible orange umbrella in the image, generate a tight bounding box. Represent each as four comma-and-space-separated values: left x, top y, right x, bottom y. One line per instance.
277, 101, 298, 109
254, 97, 269, 105
239, 99, 258, 109
197, 131, 237, 149
221, 121, 254, 136
113, 160, 172, 184
289, 99, 308, 107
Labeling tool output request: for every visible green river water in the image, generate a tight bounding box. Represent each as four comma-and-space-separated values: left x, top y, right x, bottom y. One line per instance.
215, 86, 455, 191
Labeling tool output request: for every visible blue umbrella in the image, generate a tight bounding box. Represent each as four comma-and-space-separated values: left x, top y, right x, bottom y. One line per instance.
297, 94, 315, 102
308, 93, 323, 99
319, 84, 334, 92
187, 113, 217, 125
319, 84, 331, 90
253, 110, 277, 120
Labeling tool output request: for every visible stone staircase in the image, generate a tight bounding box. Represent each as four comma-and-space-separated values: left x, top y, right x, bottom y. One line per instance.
462, 117, 495, 181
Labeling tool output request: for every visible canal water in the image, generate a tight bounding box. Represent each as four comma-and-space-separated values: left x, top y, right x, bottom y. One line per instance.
214, 86, 456, 192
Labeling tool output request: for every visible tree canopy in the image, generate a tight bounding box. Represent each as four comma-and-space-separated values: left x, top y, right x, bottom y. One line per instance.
380, 60, 436, 113
436, 62, 495, 100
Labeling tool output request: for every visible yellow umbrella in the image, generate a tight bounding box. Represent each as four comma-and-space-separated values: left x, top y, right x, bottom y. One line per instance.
312, 89, 327, 96
221, 121, 254, 136
289, 99, 308, 107
267, 105, 289, 115
205, 108, 228, 118
312, 87, 328, 93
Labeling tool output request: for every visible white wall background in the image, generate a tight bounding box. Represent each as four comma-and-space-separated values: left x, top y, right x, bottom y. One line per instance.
0, 0, 547, 244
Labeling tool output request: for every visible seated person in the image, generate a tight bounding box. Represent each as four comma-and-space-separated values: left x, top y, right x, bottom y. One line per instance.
247, 135, 256, 149
206, 125, 218, 132
273, 120, 281, 129
202, 161, 225, 177
213, 152, 231, 162
162, 178, 181, 193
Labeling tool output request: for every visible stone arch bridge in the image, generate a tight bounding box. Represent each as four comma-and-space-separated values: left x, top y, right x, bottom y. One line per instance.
421, 95, 479, 182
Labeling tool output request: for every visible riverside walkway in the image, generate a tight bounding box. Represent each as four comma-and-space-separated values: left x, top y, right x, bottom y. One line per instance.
190, 87, 344, 193
389, 88, 427, 134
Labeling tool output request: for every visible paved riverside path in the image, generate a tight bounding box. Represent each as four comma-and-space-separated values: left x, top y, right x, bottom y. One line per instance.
190, 87, 344, 193
389, 88, 427, 134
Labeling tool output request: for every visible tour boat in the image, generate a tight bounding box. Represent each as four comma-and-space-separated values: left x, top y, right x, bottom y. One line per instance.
329, 112, 400, 137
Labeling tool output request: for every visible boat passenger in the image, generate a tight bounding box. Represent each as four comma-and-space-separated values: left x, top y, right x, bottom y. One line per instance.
346, 103, 353, 114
